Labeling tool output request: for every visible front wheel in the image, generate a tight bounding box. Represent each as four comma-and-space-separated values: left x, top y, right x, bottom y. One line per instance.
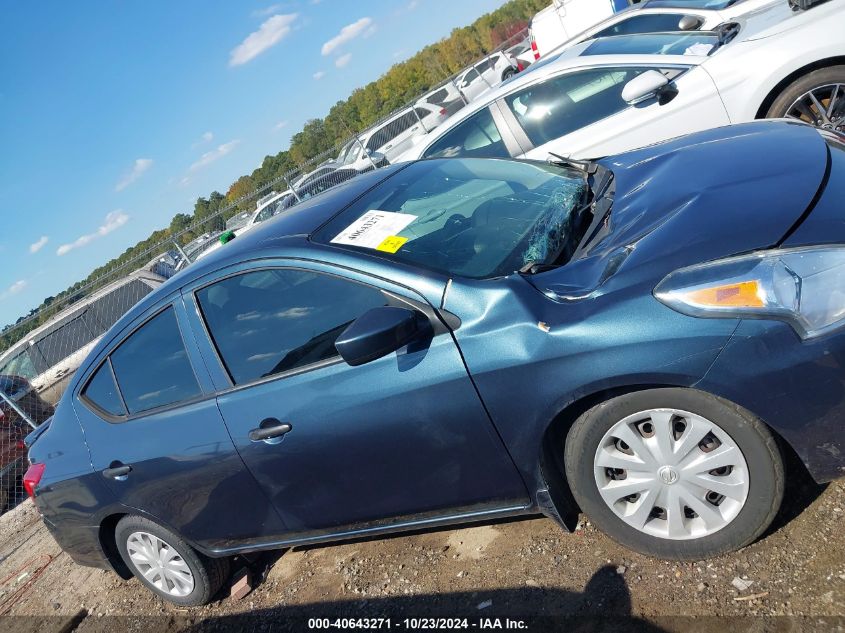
564, 388, 784, 560
766, 66, 845, 133
115, 515, 230, 606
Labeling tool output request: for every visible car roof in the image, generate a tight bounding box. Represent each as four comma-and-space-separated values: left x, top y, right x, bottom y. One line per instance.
113, 165, 408, 311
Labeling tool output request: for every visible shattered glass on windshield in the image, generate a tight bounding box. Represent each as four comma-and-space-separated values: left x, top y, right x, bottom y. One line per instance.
522, 180, 587, 267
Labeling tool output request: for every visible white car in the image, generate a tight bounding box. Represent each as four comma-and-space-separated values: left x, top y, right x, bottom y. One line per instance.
290, 161, 339, 191
395, 0, 845, 164
196, 190, 291, 260
529, 0, 633, 60
336, 102, 450, 171
455, 52, 519, 103
539, 0, 783, 59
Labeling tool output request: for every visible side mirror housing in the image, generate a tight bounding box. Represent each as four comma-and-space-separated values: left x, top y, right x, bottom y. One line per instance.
335, 306, 426, 367
678, 15, 704, 30
622, 70, 671, 105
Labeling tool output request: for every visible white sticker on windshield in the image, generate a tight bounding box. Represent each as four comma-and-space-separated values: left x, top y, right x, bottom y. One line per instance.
330, 210, 417, 249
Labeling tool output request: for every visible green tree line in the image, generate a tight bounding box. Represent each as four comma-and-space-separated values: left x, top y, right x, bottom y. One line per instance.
0, 0, 548, 355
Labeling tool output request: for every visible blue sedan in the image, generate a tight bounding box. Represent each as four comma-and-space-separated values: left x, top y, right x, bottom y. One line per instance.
24, 121, 845, 605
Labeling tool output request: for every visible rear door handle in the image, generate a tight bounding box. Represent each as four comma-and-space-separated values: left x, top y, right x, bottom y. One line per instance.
249, 419, 292, 443
103, 463, 132, 480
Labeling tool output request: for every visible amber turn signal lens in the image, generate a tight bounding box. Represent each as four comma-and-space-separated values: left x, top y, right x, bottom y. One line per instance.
685, 280, 764, 308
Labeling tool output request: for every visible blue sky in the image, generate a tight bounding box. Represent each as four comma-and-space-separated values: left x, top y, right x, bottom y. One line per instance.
0, 0, 509, 328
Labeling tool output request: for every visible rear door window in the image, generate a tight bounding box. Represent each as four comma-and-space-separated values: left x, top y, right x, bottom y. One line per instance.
82, 360, 126, 417
109, 308, 201, 414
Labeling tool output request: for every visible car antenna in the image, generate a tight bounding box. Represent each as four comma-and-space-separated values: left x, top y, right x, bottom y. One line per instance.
547, 152, 598, 175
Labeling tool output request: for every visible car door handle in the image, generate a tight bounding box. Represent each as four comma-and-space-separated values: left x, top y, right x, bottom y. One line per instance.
103, 463, 132, 480
249, 420, 292, 442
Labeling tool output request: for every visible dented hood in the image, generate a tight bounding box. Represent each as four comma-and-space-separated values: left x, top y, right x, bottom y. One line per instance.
530, 121, 830, 300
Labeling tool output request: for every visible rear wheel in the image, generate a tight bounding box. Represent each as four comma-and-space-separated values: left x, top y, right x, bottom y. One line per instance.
115, 515, 229, 605
501, 67, 517, 81
766, 66, 845, 133
564, 388, 783, 559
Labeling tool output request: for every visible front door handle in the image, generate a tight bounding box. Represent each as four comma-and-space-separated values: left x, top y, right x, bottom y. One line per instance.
103, 462, 132, 481
249, 419, 292, 443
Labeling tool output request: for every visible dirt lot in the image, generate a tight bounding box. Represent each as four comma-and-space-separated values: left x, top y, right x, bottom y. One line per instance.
1, 463, 845, 632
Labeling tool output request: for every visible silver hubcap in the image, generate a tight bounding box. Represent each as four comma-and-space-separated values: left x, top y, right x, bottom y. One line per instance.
785, 83, 845, 131
126, 531, 195, 596
593, 408, 749, 540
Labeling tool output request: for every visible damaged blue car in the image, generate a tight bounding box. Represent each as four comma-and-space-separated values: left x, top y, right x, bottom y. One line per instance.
25, 120, 845, 605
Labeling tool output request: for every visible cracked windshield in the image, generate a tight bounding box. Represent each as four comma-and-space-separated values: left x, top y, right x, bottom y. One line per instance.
315, 158, 588, 279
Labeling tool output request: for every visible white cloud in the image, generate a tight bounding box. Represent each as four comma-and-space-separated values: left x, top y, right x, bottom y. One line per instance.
0, 279, 27, 300
335, 53, 352, 69
230, 13, 298, 67
181, 140, 241, 185
273, 120, 289, 131
189, 140, 240, 172
252, 3, 286, 17
321, 17, 375, 56
192, 131, 214, 147
56, 211, 129, 256
29, 236, 49, 254
408, 0, 419, 9
313, 70, 326, 80
114, 158, 153, 192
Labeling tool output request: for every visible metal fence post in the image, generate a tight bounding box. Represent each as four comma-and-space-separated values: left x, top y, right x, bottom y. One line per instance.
412, 104, 428, 133
284, 174, 302, 203
451, 75, 469, 106
172, 240, 191, 265
359, 136, 379, 171
0, 389, 37, 430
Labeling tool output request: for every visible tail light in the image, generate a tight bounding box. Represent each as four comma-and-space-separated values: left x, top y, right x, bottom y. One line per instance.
530, 39, 540, 61
16, 439, 25, 450
517, 62, 524, 72
23, 463, 45, 498
439, 108, 447, 116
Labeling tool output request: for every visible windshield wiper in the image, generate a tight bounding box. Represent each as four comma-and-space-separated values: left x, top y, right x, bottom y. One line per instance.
547, 152, 599, 175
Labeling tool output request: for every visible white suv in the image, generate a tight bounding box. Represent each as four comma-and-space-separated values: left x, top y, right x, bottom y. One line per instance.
336, 102, 449, 171
455, 53, 518, 103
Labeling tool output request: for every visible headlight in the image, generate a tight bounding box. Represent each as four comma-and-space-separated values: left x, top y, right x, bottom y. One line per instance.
654, 246, 845, 339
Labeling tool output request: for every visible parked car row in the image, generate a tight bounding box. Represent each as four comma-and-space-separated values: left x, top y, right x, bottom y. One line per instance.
395, 0, 845, 163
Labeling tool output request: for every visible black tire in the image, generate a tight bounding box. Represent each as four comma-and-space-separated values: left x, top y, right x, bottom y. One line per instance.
564, 388, 784, 560
115, 515, 230, 606
766, 65, 845, 130
502, 67, 517, 81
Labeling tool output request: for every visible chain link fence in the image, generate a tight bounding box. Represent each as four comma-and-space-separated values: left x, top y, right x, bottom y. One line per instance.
0, 26, 530, 514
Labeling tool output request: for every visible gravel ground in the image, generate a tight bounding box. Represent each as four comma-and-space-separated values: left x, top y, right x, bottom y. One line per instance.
1, 462, 844, 632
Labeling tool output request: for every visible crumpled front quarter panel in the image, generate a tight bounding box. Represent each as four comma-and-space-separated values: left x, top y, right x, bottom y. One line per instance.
444, 275, 738, 491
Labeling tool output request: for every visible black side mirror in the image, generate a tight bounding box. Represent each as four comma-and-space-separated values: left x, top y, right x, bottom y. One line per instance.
335, 306, 427, 367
